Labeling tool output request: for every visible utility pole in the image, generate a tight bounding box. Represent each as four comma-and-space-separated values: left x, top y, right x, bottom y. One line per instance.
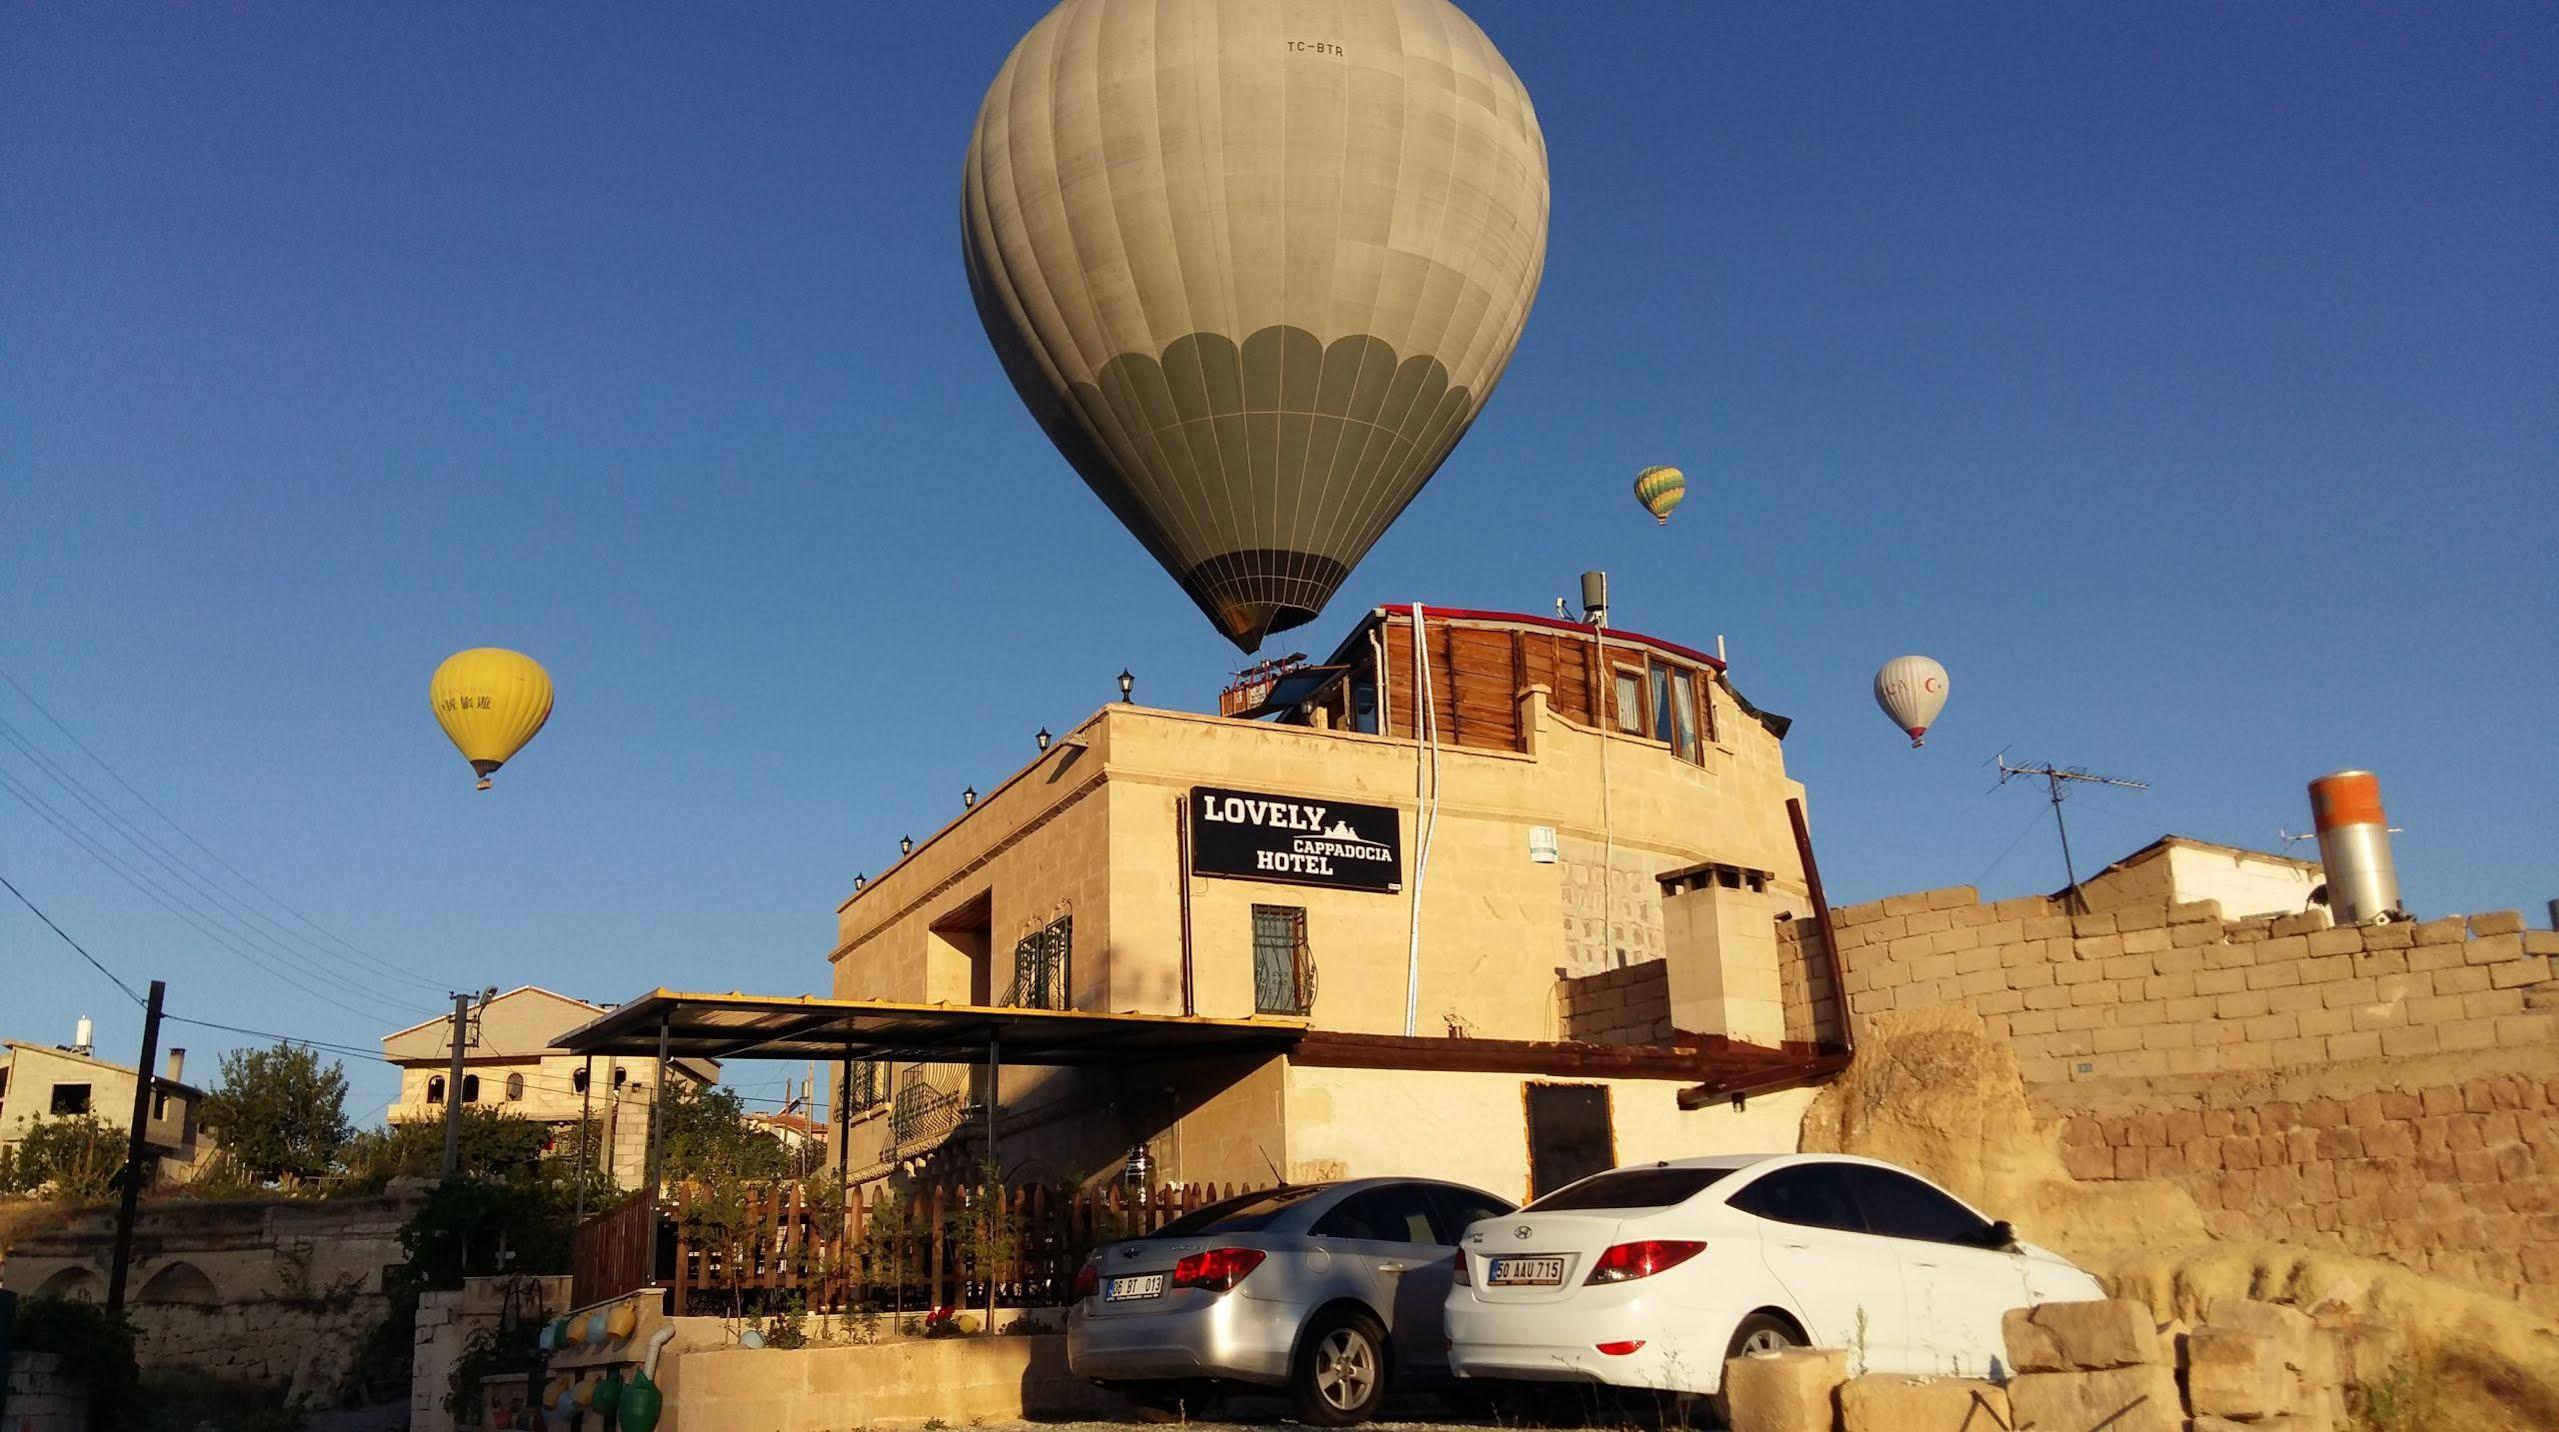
1995, 756, 2148, 914
106, 979, 167, 1315
440, 990, 472, 1178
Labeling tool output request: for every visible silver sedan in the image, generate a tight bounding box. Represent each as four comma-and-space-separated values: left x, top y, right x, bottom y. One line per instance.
1066, 1177, 1517, 1426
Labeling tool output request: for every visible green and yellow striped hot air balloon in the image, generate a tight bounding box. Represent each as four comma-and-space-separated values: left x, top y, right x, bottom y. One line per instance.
1634, 466, 1687, 525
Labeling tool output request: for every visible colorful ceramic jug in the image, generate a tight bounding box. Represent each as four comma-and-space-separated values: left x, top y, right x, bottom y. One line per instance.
619, 1367, 663, 1432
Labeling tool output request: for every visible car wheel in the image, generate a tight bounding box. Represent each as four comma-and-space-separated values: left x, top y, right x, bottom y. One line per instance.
1292, 1308, 1390, 1426
1707, 1312, 1803, 1426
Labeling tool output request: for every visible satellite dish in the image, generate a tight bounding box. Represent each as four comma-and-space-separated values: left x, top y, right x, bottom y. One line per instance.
962, 0, 1551, 650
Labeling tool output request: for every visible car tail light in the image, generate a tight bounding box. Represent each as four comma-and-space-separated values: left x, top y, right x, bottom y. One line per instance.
1072, 1262, 1099, 1300
1596, 1340, 1647, 1357
1452, 1252, 1471, 1287
1585, 1240, 1706, 1285
1169, 1247, 1265, 1293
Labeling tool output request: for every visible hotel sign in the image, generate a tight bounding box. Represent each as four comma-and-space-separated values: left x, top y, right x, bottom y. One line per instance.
1189, 786, 1403, 893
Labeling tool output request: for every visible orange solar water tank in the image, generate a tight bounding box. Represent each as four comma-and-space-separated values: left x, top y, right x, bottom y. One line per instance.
2309, 771, 2404, 923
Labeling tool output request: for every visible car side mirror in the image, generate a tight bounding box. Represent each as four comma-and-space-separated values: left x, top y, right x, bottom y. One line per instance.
1981, 1219, 2018, 1251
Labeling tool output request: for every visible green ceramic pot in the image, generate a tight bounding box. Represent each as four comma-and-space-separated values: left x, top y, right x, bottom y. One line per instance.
618, 1367, 663, 1432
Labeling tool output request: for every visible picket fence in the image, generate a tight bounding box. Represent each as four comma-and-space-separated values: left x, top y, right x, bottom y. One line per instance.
572, 1179, 1258, 1315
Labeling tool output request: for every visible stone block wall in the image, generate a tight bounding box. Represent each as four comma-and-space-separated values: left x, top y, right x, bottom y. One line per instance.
2056, 1069, 2559, 1313
1557, 834, 1668, 978
1794, 886, 2559, 1308
1790, 893, 2559, 1085
135, 1297, 395, 1407
1722, 1297, 2374, 1432
1556, 959, 1673, 1045
5, 1352, 87, 1432
1776, 915, 1844, 1047
411, 1275, 572, 1432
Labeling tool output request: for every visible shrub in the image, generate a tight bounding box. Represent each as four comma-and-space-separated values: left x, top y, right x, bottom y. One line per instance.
2, 1116, 129, 1202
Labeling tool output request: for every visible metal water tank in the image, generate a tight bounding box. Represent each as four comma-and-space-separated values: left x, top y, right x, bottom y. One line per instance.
2309, 770, 2403, 923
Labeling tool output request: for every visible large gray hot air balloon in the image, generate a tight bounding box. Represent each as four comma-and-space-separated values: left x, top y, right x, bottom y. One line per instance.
962, 0, 1551, 651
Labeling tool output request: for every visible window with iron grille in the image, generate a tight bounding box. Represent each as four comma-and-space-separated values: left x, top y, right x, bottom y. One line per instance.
847, 1059, 882, 1110
1253, 905, 1312, 1015
1011, 915, 1071, 1010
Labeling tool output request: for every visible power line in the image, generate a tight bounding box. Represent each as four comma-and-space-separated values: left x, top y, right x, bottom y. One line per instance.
160, 1015, 386, 1064
0, 715, 442, 1010
0, 767, 420, 1024
0, 867, 146, 1006
0, 662, 452, 995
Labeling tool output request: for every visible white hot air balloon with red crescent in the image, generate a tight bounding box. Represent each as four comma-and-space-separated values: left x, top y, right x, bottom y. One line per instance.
1874, 656, 1949, 748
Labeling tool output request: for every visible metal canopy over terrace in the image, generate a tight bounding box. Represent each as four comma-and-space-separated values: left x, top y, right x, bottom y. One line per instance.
554, 990, 1307, 1066
557, 990, 1310, 1191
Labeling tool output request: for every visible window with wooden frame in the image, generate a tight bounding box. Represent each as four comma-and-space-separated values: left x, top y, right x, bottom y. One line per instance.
1649, 660, 1701, 764
1611, 666, 1646, 734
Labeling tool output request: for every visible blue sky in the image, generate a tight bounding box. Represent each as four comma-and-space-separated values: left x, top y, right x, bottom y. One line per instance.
5, 3, 2551, 1125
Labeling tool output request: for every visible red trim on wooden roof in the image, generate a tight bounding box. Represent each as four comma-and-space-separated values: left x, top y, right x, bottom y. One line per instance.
1377, 605, 1728, 672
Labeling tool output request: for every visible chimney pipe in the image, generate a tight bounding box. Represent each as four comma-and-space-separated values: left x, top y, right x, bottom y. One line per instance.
2308, 770, 2405, 924
167, 1048, 186, 1083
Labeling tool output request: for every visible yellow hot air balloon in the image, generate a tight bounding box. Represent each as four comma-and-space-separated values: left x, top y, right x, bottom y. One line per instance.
429, 649, 553, 791
1634, 466, 1687, 525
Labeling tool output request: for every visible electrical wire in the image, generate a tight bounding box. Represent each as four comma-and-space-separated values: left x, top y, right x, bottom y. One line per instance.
0, 866, 147, 1006
1973, 803, 2061, 888
0, 716, 441, 1011
0, 765, 426, 1023
160, 1015, 386, 1064
0, 662, 452, 995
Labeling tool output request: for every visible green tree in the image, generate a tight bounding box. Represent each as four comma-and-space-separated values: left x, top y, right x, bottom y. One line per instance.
336, 1105, 561, 1190
200, 1042, 351, 1182
2, 1115, 129, 1201
656, 1085, 789, 1186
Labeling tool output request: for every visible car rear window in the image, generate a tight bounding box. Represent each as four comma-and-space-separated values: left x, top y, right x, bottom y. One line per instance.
1148, 1184, 1327, 1237
1522, 1167, 1736, 1212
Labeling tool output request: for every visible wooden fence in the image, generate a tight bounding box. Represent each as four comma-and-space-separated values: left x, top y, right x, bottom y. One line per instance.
570, 1190, 662, 1309
572, 1179, 1260, 1316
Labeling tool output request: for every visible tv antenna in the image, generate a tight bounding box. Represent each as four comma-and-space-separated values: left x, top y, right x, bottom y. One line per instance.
1994, 755, 2149, 913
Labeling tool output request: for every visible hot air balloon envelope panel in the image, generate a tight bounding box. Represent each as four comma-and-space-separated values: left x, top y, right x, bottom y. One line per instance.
965, 0, 1550, 649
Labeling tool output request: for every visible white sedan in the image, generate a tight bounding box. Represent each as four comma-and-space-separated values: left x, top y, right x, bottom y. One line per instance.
1445, 1153, 2102, 1395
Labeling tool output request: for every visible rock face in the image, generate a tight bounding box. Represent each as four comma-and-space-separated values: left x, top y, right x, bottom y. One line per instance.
1804, 1008, 2559, 1424
1720, 1347, 1847, 1432
1796, 1006, 2206, 1252
1835, 1373, 2008, 1432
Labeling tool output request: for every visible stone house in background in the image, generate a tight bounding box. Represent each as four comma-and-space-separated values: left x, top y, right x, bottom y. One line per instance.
381, 987, 718, 1188
0, 1033, 212, 1185
2061, 834, 2324, 920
